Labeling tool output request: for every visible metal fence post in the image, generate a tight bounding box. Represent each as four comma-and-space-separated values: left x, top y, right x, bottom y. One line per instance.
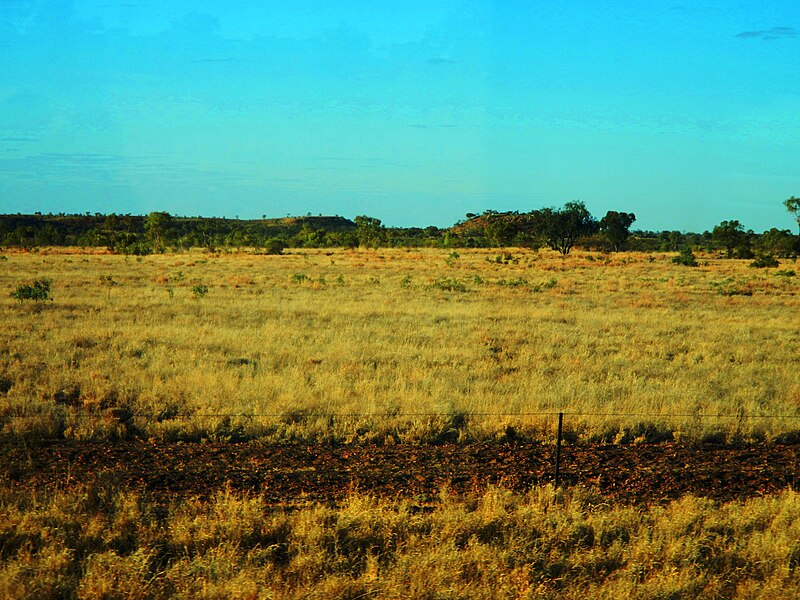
554, 412, 563, 486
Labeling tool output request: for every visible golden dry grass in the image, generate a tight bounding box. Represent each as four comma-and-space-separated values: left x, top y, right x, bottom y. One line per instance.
1, 247, 799, 443
3, 480, 800, 598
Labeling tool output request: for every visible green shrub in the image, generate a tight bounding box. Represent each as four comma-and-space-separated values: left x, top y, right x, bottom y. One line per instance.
672, 248, 698, 266
444, 251, 460, 267
263, 238, 286, 255
489, 252, 516, 264
431, 277, 468, 292
191, 283, 209, 299
497, 277, 528, 287
749, 253, 779, 268
99, 274, 119, 300
10, 278, 53, 303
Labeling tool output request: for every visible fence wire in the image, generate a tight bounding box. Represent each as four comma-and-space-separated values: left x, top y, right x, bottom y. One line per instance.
51, 410, 800, 420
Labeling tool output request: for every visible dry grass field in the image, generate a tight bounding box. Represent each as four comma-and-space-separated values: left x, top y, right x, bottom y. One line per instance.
1, 246, 799, 444
4, 481, 800, 598
4, 246, 800, 598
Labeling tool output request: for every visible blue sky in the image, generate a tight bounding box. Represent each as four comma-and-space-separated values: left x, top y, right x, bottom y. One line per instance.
1, 1, 798, 231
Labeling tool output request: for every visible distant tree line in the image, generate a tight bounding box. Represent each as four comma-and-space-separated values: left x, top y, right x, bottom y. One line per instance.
1, 198, 798, 258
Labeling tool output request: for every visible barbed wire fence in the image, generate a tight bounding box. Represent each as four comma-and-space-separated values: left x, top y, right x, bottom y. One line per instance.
10, 408, 800, 486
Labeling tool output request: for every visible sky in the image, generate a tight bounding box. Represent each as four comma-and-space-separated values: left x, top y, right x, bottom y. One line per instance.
0, 1, 798, 231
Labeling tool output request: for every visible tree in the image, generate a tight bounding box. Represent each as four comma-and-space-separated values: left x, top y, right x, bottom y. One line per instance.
144, 211, 173, 252
531, 201, 598, 255
482, 210, 519, 247
354, 215, 385, 247
712, 220, 752, 258
759, 228, 797, 258
658, 230, 683, 252
600, 211, 636, 251
785, 196, 800, 235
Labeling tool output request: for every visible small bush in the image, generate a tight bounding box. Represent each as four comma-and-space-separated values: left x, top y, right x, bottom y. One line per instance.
263, 238, 286, 255
431, 277, 468, 292
496, 277, 528, 287
99, 274, 119, 300
489, 252, 516, 264
775, 269, 796, 277
672, 248, 698, 266
749, 253, 779, 268
191, 283, 209, 299
10, 278, 53, 303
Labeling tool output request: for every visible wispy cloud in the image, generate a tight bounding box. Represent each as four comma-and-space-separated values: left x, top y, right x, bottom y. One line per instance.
426, 57, 458, 65
0, 152, 263, 187
736, 26, 797, 40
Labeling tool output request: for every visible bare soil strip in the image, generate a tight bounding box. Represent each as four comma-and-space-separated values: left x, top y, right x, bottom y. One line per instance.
6, 440, 799, 504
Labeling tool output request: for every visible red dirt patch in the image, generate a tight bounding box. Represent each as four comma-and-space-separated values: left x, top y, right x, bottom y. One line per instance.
6, 440, 799, 504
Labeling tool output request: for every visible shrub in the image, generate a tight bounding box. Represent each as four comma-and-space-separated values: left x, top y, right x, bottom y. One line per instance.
99, 274, 119, 300
10, 278, 53, 303
489, 252, 516, 264
263, 238, 286, 255
672, 248, 698, 266
431, 277, 468, 292
444, 251, 460, 267
191, 283, 209, 299
497, 277, 528, 287
292, 273, 309, 284
749, 253, 779, 268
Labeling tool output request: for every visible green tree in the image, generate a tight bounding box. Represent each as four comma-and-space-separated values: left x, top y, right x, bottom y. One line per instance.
482, 211, 519, 247
33, 223, 62, 246
712, 220, 752, 258
785, 196, 800, 235
354, 215, 385, 247
759, 228, 797, 258
144, 211, 173, 252
531, 201, 598, 255
599, 211, 636, 251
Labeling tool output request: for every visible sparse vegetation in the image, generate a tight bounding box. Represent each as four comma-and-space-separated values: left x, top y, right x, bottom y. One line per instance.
1, 247, 798, 445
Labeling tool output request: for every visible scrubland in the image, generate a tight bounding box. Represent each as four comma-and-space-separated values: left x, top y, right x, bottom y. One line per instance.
1, 247, 799, 444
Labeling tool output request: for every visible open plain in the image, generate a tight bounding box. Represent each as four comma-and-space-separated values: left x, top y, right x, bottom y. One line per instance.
3, 247, 800, 598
